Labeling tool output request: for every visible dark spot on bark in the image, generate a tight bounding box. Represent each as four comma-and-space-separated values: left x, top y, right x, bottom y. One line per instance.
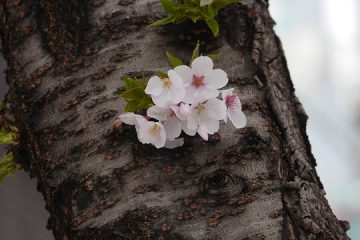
199, 169, 245, 206
118, 0, 136, 6
94, 109, 118, 123
35, 0, 88, 61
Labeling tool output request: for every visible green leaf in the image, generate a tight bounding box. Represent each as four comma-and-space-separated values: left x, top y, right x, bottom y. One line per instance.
158, 71, 168, 79
0, 152, 17, 183
123, 76, 146, 90
118, 88, 145, 100
0, 127, 18, 145
205, 18, 219, 36
118, 75, 154, 113
166, 51, 184, 68
208, 53, 221, 61
160, 0, 176, 13
190, 41, 201, 64
147, 15, 177, 28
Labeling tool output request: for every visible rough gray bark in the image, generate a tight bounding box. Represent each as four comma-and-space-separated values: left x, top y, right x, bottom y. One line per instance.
0, 0, 350, 239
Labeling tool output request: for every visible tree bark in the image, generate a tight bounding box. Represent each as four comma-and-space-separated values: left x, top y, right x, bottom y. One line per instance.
0, 0, 350, 239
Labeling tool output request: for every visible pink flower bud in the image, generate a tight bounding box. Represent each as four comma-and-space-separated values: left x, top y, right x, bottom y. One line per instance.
179, 103, 191, 118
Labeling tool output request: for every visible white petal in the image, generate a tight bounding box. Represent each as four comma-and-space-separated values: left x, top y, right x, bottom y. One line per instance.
187, 109, 199, 130
205, 69, 228, 89
164, 138, 184, 149
205, 98, 227, 120
191, 56, 213, 77
178, 103, 191, 119
182, 120, 197, 136
197, 127, 208, 141
163, 116, 182, 140
152, 90, 171, 107
174, 65, 193, 86
145, 76, 162, 96
137, 121, 151, 143
147, 105, 170, 121
170, 86, 185, 104
119, 112, 140, 125
199, 86, 219, 101
183, 85, 197, 104
168, 70, 184, 88
228, 109, 247, 128
199, 115, 219, 134
200, 0, 213, 6
153, 123, 166, 148
221, 88, 234, 100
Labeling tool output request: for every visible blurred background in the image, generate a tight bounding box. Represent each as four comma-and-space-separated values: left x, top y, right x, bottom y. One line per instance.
0, 0, 359, 239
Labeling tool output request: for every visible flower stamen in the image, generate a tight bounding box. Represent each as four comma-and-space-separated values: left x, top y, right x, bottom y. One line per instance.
195, 102, 206, 113
192, 75, 205, 88
161, 78, 172, 89
150, 124, 161, 136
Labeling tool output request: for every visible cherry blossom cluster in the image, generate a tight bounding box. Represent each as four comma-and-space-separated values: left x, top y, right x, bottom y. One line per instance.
119, 56, 246, 148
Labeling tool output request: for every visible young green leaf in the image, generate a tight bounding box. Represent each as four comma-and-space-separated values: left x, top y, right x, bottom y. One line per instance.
166, 51, 184, 68
158, 71, 168, 79
160, 0, 176, 13
190, 41, 201, 64
148, 15, 177, 28
208, 53, 221, 61
118, 76, 154, 113
0, 152, 17, 183
0, 127, 18, 145
205, 18, 219, 37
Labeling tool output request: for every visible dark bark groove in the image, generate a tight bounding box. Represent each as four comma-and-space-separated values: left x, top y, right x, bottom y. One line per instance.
0, 0, 350, 239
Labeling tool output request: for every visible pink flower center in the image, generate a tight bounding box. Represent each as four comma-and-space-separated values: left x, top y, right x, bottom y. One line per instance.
225, 95, 236, 108
192, 75, 205, 88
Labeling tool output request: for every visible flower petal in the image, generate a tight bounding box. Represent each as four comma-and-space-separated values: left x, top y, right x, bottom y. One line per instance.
187, 109, 199, 130
145, 76, 162, 96
182, 120, 196, 136
163, 116, 182, 140
168, 70, 184, 88
152, 89, 171, 107
119, 112, 140, 125
199, 115, 219, 134
147, 105, 170, 121
170, 86, 185, 104
183, 85, 197, 104
228, 109, 246, 128
164, 138, 184, 149
199, 86, 219, 101
174, 65, 193, 86
191, 56, 213, 77
205, 69, 228, 89
221, 88, 234, 100
197, 127, 208, 141
205, 98, 226, 120
153, 123, 166, 148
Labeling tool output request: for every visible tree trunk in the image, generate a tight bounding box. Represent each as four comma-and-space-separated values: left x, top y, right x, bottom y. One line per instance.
0, 0, 350, 239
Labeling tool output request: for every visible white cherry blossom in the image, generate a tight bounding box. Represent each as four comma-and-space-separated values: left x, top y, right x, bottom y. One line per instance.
145, 70, 185, 107
186, 98, 226, 140
222, 88, 246, 128
147, 105, 182, 140
170, 103, 191, 121
137, 120, 166, 148
119, 112, 147, 136
174, 56, 228, 104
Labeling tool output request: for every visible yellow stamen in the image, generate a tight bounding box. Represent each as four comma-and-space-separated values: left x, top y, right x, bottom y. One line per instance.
150, 124, 161, 136
161, 78, 172, 89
